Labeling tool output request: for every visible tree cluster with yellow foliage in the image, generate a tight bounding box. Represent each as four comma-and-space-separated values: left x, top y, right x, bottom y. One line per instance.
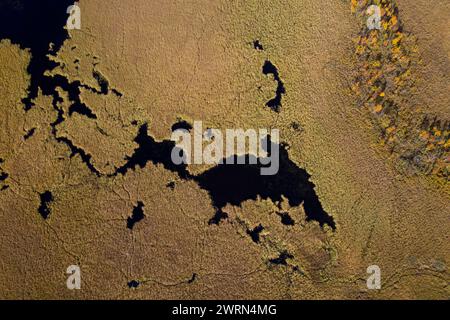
351, 0, 449, 182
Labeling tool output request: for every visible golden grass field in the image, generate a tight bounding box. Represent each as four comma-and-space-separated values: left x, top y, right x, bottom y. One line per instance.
0, 0, 448, 299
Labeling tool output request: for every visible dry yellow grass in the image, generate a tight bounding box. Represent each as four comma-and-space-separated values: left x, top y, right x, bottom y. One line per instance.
0, 0, 448, 299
